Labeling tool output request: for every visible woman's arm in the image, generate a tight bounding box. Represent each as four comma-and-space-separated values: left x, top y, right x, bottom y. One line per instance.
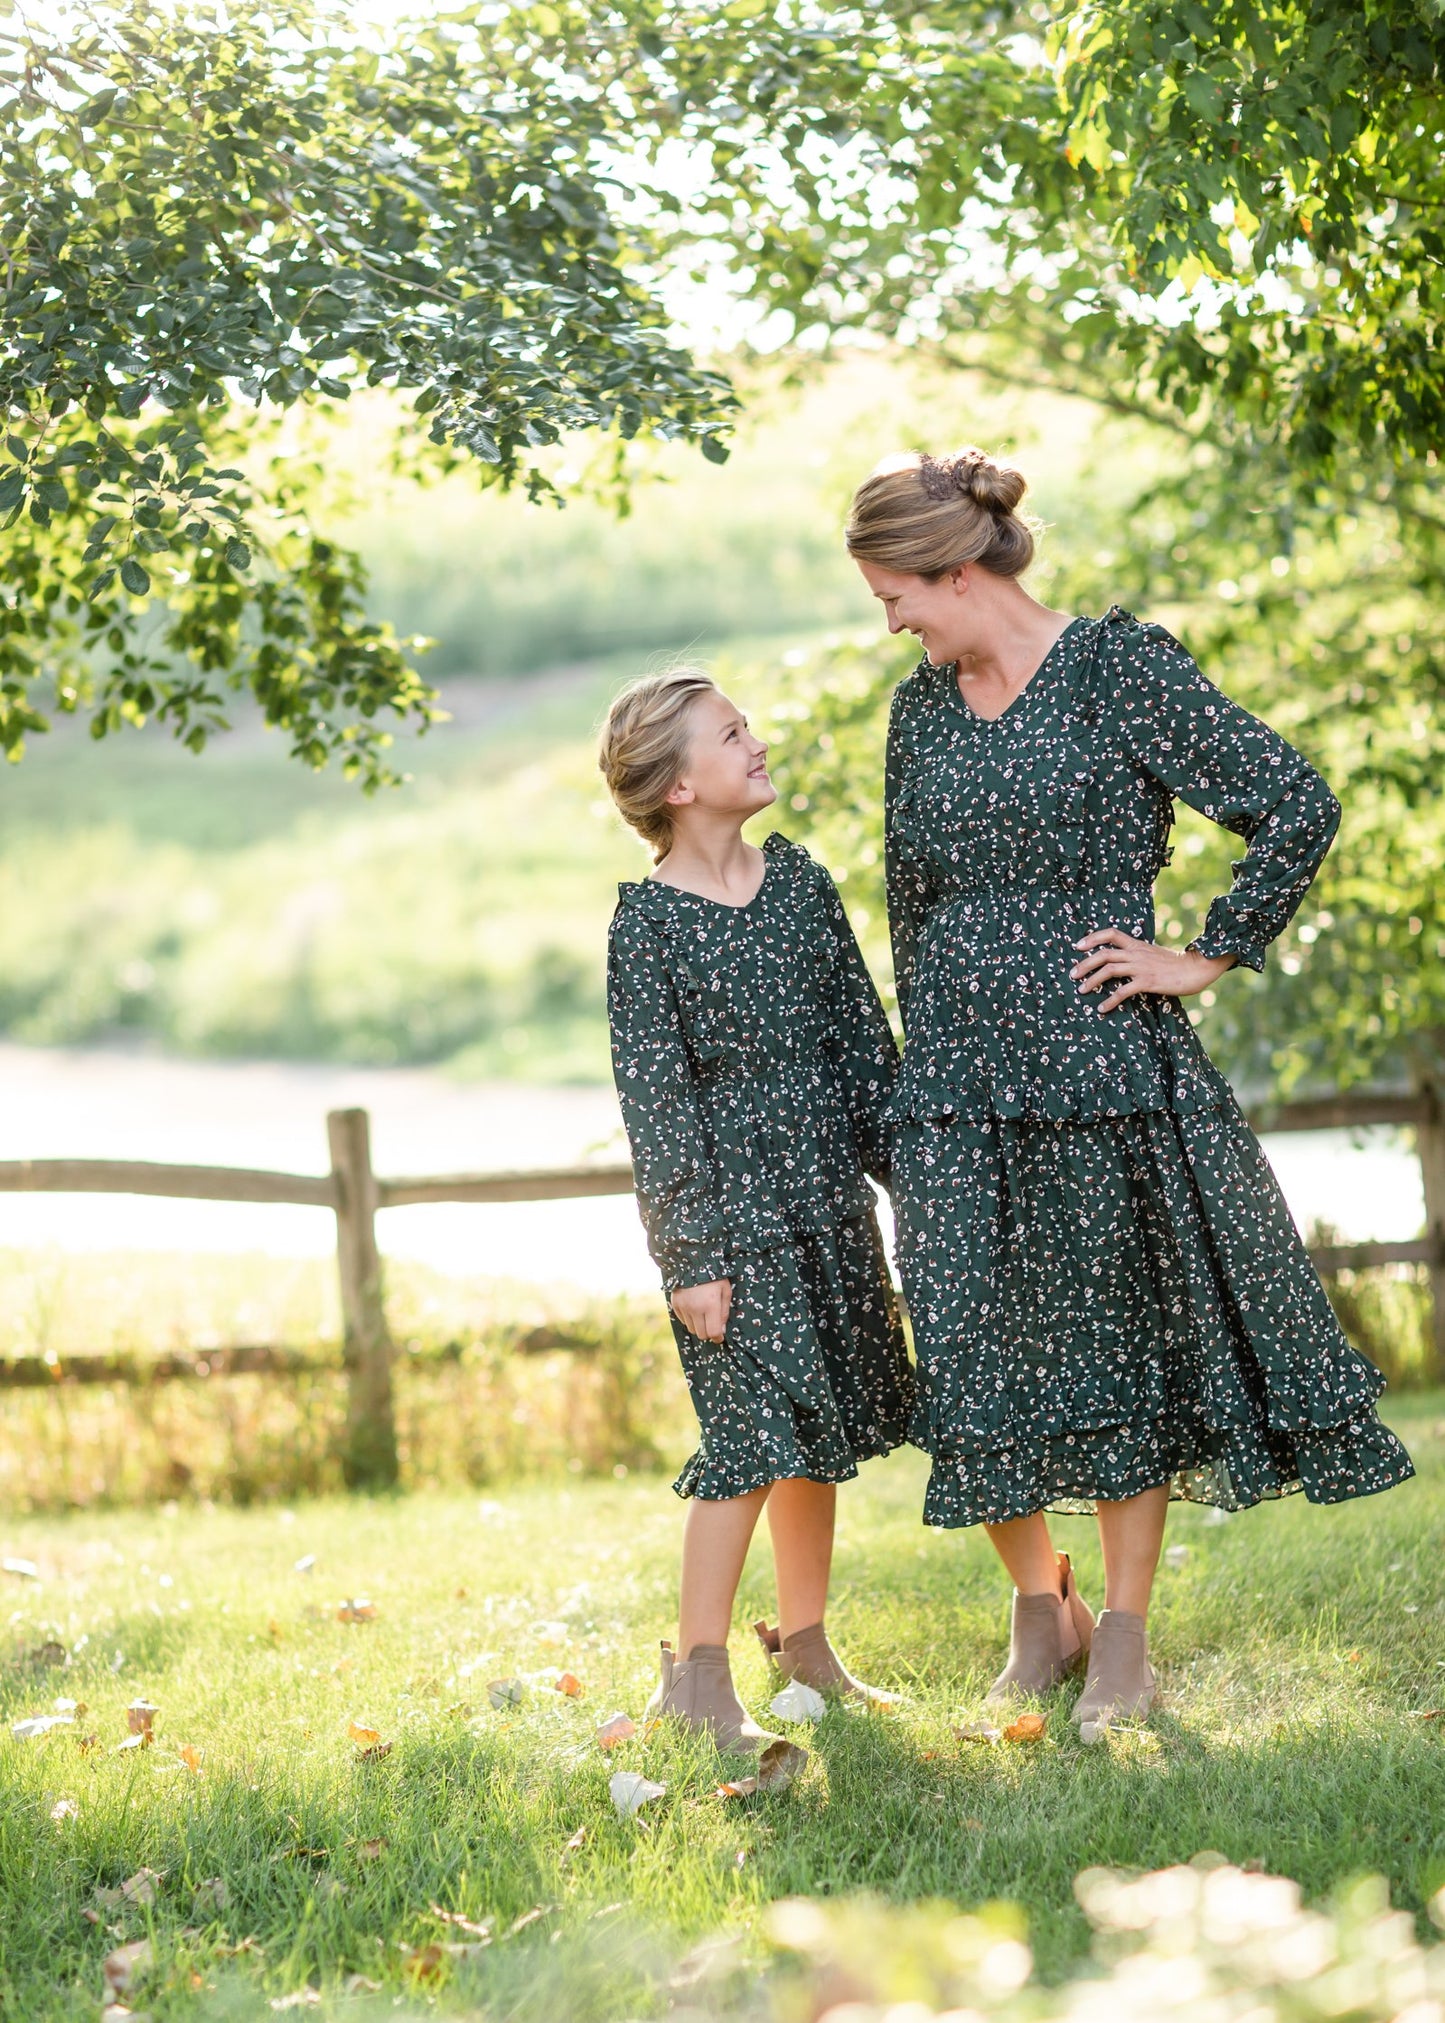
607, 910, 731, 1296
884, 679, 937, 1031
817, 869, 899, 1187
1115, 623, 1339, 971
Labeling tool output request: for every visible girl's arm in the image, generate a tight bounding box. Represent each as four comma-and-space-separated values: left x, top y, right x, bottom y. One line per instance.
607, 909, 731, 1294
1110, 624, 1341, 971
818, 870, 899, 1188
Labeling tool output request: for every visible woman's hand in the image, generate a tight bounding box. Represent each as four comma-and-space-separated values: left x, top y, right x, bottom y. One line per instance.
1071, 929, 1236, 1014
670, 1278, 733, 1343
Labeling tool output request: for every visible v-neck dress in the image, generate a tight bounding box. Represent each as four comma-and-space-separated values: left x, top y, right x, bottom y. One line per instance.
607, 832, 914, 1500
885, 605, 1415, 1527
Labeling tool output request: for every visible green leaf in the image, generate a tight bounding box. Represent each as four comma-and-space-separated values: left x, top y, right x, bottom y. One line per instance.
225, 539, 251, 571
119, 558, 152, 596
700, 434, 730, 465
0, 470, 24, 513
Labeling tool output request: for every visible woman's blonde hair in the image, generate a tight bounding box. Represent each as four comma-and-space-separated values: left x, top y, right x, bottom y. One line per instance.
597, 665, 719, 862
844, 447, 1037, 579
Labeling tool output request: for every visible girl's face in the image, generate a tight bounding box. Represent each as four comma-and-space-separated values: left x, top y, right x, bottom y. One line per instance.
855, 558, 971, 666
667, 690, 775, 822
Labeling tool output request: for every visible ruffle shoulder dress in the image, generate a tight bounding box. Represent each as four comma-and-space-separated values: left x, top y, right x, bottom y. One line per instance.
885, 606, 1415, 1528
607, 832, 915, 1500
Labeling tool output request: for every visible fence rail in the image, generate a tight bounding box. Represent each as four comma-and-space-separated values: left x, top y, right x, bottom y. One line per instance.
3, 1088, 1443, 1484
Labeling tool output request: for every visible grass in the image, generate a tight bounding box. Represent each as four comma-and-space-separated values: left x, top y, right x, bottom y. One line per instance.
0, 1391, 1440, 2020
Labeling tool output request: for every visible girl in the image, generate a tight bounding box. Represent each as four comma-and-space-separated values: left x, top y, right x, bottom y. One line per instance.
599, 666, 915, 1752
846, 447, 1414, 1731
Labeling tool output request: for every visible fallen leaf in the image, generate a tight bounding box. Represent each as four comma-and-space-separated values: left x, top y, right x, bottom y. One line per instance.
100, 2004, 138, 2023
454, 1585, 469, 1599
443, 1701, 473, 1719
30, 1639, 68, 1667
269, 1990, 322, 2010
755, 1737, 809, 1792
609, 1769, 666, 1818
1347, 1649, 1364, 1663
404, 1945, 448, 1984
356, 1739, 393, 1762
594, 1711, 635, 1749
555, 1672, 585, 1698
127, 1700, 158, 1737
768, 1679, 827, 1724
193, 1877, 228, 1914
955, 1721, 1003, 1745
11, 1713, 74, 1740
505, 1905, 555, 1938
178, 1745, 203, 1775
488, 1677, 526, 1709
336, 1599, 376, 1624
347, 1720, 382, 1748
53, 1696, 85, 1715
2, 1556, 39, 1579
103, 1938, 152, 1998
267, 1620, 284, 1644
716, 1776, 758, 1799
560, 1826, 587, 1862
114, 1732, 152, 1752
95, 1868, 163, 1910
294, 1555, 316, 1574
343, 1976, 381, 1995
1003, 1713, 1047, 1743
76, 1734, 101, 1755
49, 1797, 79, 1823
356, 1837, 388, 1861
430, 1904, 494, 1939
532, 1619, 569, 1645
1409, 1708, 1445, 1721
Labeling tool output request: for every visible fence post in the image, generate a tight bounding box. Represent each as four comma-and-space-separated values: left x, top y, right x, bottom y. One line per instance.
327, 1108, 398, 1489
1415, 1078, 1445, 1385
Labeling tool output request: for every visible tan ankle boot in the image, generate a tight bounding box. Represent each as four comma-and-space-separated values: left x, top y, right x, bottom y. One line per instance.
753, 1619, 903, 1707
1073, 1609, 1156, 1732
983, 1552, 1096, 1706
644, 1641, 780, 1753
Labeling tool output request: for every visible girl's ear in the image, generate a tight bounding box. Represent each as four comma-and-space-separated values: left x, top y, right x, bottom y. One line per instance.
663, 778, 694, 810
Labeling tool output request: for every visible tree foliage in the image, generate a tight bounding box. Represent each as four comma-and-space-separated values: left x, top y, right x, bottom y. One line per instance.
0, 0, 732, 778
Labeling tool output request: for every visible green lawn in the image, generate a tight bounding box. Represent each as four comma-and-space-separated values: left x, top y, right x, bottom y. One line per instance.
1, 1393, 1441, 2020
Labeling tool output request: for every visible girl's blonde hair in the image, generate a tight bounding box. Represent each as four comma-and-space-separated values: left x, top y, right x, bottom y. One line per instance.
597, 665, 719, 862
844, 447, 1037, 579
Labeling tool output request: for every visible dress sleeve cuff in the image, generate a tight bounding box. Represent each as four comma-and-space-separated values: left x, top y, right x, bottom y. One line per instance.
1191, 911, 1265, 974
658, 1246, 733, 1296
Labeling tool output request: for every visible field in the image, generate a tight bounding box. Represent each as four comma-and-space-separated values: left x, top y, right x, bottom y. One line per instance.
0, 1391, 1440, 2020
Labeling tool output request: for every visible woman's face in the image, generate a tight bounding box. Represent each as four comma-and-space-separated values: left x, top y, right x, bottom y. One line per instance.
855, 559, 970, 665
668, 689, 776, 821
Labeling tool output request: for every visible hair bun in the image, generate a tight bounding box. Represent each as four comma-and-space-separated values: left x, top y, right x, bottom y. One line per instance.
919, 448, 1026, 518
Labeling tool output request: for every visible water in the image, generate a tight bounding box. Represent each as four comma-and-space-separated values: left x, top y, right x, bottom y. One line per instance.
0, 1043, 1425, 1297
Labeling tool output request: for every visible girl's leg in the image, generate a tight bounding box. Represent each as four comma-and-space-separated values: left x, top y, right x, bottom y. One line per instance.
1094, 1483, 1170, 1616
677, 1484, 771, 1655
764, 1476, 835, 1641
984, 1509, 1061, 1594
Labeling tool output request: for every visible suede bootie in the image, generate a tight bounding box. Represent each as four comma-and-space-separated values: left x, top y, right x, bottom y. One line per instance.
983, 1553, 1096, 1706
753, 1619, 903, 1707
1072, 1608, 1156, 1732
644, 1641, 780, 1753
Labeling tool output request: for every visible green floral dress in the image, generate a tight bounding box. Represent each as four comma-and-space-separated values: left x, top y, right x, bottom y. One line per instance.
886, 606, 1415, 1528
608, 833, 915, 1499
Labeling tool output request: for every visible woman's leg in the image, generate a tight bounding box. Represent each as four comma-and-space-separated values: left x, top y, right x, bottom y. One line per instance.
984, 1509, 1061, 1594
677, 1484, 771, 1655
765, 1476, 835, 1640
1094, 1483, 1170, 1616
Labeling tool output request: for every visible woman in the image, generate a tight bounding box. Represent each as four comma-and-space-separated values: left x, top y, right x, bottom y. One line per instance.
846, 447, 1415, 1733
600, 667, 914, 1751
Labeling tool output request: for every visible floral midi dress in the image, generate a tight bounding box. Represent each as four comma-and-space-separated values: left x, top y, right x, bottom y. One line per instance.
608, 832, 915, 1500
886, 605, 1415, 1528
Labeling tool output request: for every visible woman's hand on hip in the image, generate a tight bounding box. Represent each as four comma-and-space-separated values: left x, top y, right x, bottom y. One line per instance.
670, 1278, 733, 1343
1071, 929, 1236, 1013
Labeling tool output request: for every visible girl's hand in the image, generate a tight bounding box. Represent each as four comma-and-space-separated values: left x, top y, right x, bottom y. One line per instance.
1070, 929, 1236, 1014
670, 1278, 733, 1343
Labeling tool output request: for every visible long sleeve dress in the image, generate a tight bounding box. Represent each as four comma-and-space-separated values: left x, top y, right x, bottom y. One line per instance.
885, 605, 1415, 1529
608, 831, 915, 1499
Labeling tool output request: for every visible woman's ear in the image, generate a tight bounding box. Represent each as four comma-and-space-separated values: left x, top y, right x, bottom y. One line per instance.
949, 564, 971, 596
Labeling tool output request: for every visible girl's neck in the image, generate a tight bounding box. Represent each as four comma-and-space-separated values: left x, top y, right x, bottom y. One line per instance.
653, 819, 764, 905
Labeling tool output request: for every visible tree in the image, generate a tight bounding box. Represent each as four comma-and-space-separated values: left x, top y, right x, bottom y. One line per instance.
0, 0, 733, 781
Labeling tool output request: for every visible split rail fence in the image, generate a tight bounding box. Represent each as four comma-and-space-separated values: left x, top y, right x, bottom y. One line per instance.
2, 1089, 1443, 1486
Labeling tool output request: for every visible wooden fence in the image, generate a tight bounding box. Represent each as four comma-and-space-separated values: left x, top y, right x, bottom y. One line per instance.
2, 1090, 1442, 1486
